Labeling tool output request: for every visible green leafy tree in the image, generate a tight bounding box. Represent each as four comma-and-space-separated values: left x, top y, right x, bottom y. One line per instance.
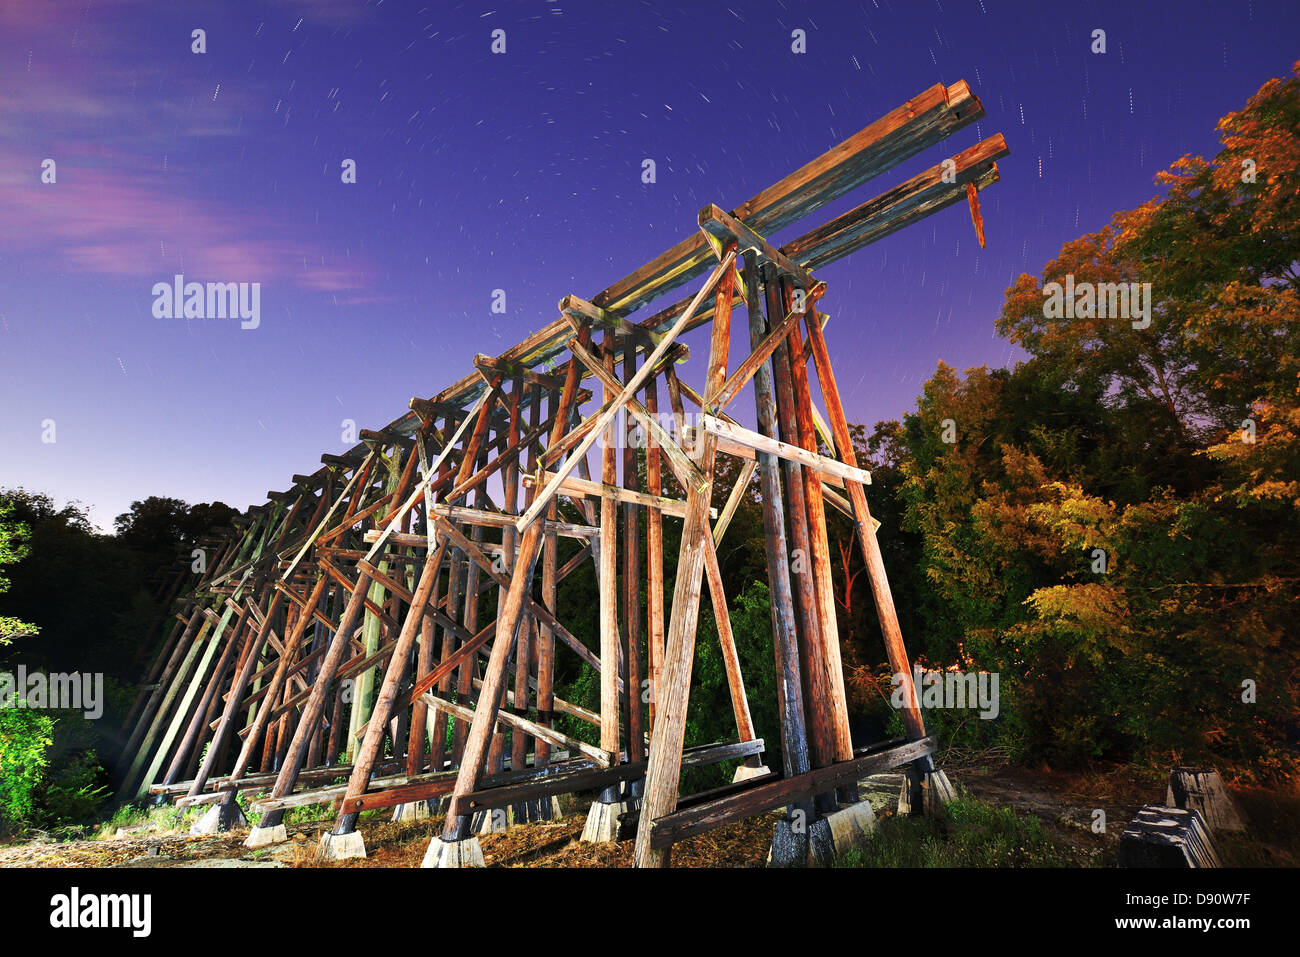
0, 708, 54, 826
0, 500, 38, 646
885, 63, 1300, 774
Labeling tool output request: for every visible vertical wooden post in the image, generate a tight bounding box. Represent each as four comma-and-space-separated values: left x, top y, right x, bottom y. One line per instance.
633, 246, 736, 868
118, 607, 202, 784
439, 329, 589, 842
334, 541, 446, 834
461, 449, 491, 769
257, 568, 373, 831
700, 534, 757, 746
622, 344, 645, 764
743, 251, 812, 791
536, 387, 560, 768
780, 279, 854, 772
162, 601, 252, 786
643, 375, 666, 733
406, 442, 444, 777
505, 376, 532, 777
802, 305, 928, 744
763, 264, 836, 803
429, 430, 459, 773
598, 330, 621, 767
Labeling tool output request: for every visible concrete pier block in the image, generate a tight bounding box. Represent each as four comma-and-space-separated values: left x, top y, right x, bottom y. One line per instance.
581, 798, 638, 843
244, 824, 288, 848
392, 800, 436, 822
316, 829, 367, 861
472, 796, 563, 834
421, 835, 485, 868
898, 767, 955, 816
767, 812, 835, 867
823, 799, 878, 855
475, 806, 512, 834
1166, 768, 1245, 833
1119, 805, 1221, 868
511, 795, 563, 824
190, 801, 247, 836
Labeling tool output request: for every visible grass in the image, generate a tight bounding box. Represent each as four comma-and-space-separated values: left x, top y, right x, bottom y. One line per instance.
834, 793, 1098, 868
93, 800, 194, 840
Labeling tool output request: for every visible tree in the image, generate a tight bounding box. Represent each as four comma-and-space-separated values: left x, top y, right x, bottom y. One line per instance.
114, 495, 237, 572
0, 499, 38, 647
881, 63, 1300, 773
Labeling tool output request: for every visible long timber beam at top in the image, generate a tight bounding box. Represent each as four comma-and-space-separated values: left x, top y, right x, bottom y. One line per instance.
303, 80, 991, 476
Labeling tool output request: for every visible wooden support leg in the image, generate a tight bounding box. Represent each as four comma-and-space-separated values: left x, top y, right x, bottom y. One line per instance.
598, 330, 621, 780
333, 542, 446, 837
780, 280, 855, 802
437, 332, 589, 846
508, 378, 532, 785
701, 534, 758, 748
118, 608, 203, 789
536, 387, 560, 770
257, 570, 373, 832
762, 265, 836, 812
633, 248, 736, 868
218, 575, 329, 810
643, 376, 666, 734
742, 250, 814, 849
440, 529, 542, 842
161, 605, 247, 786
802, 304, 929, 754
183, 590, 279, 800
622, 347, 646, 767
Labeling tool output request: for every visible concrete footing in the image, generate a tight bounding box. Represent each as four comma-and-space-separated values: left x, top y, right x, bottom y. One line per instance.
823, 800, 877, 854
317, 829, 367, 861
1166, 768, 1245, 833
767, 814, 834, 867
475, 807, 512, 834
190, 801, 247, 836
512, 795, 563, 824
474, 796, 562, 834
244, 824, 288, 848
1119, 805, 1221, 868
732, 763, 771, 783
421, 835, 485, 868
392, 800, 437, 822
898, 768, 955, 816
581, 798, 638, 843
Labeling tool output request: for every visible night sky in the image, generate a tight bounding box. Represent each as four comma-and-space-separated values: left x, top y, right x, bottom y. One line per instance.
2, 0, 1296, 529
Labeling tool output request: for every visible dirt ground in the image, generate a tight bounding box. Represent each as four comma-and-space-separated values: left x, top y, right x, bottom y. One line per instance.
1, 763, 1293, 868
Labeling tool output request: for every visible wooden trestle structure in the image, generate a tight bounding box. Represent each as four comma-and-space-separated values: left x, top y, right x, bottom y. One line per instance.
120, 81, 1007, 867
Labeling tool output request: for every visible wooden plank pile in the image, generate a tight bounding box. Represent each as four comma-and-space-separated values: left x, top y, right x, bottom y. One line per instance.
118, 81, 1008, 867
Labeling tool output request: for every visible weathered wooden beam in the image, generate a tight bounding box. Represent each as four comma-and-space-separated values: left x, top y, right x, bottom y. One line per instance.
694, 415, 871, 487
785, 135, 1008, 269
515, 249, 736, 535
523, 471, 714, 520
422, 692, 612, 767
648, 736, 936, 849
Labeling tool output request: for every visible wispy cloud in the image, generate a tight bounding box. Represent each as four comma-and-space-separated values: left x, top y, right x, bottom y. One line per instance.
0, 0, 376, 292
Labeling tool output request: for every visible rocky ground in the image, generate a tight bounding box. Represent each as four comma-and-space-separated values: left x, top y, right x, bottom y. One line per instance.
1, 763, 1292, 868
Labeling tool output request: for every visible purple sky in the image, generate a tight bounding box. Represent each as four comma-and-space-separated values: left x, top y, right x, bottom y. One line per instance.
2, 0, 1296, 530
